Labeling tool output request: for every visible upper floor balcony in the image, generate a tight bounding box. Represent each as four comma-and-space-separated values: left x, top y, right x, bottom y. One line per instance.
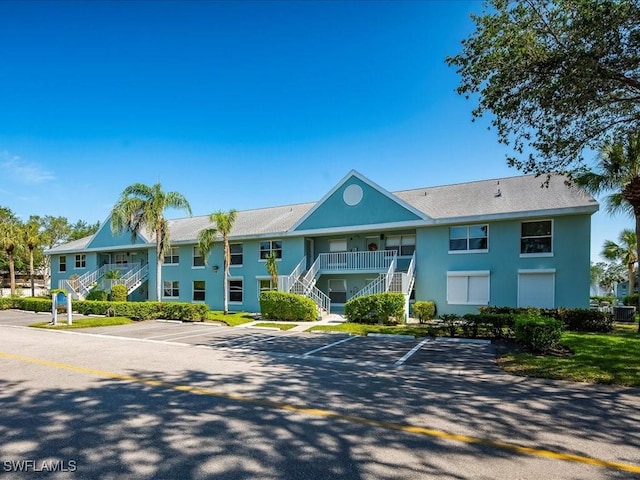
315, 250, 397, 274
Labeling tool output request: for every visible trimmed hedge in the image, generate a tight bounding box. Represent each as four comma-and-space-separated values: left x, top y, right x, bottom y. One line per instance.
110, 285, 127, 302
413, 301, 436, 323
86, 290, 108, 301
260, 291, 317, 321
623, 294, 639, 307
73, 300, 208, 321
0, 297, 17, 310
514, 313, 564, 353
14, 297, 53, 313
479, 306, 613, 333
462, 313, 514, 338
344, 293, 405, 325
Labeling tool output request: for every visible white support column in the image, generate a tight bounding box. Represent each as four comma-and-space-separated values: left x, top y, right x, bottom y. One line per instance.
51, 293, 57, 326
67, 296, 72, 325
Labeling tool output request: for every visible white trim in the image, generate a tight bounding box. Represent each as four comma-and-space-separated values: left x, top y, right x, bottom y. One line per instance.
518, 268, 556, 274
448, 250, 488, 255
447, 270, 491, 277
520, 218, 554, 256
289, 170, 429, 231
228, 276, 244, 305
192, 280, 206, 303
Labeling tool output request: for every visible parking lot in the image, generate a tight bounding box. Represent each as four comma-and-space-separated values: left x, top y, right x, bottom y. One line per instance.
0, 311, 497, 374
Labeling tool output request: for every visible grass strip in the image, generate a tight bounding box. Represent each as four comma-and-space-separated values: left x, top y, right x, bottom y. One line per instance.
30, 316, 134, 329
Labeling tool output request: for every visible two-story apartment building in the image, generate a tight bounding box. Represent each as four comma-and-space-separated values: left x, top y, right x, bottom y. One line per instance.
46, 171, 598, 316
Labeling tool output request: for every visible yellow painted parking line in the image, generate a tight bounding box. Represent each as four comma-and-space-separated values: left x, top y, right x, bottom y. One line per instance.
1, 350, 639, 475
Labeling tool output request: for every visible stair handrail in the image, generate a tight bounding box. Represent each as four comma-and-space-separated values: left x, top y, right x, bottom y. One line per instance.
383, 255, 397, 292
405, 252, 416, 294
302, 256, 321, 292
124, 264, 149, 293
281, 256, 306, 292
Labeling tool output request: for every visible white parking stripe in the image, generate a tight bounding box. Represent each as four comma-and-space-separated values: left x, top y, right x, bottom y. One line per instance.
144, 327, 216, 340
231, 331, 299, 348
394, 337, 431, 366
302, 335, 357, 357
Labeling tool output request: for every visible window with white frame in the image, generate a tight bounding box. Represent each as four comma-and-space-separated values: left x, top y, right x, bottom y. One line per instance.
260, 240, 282, 260
115, 253, 128, 265
193, 246, 205, 267
192, 280, 206, 302
75, 254, 86, 269
328, 279, 347, 304
521, 220, 552, 255
163, 280, 179, 298
229, 279, 243, 303
164, 247, 179, 264
386, 235, 416, 256
59, 256, 67, 272
230, 243, 243, 266
446, 271, 490, 305
258, 279, 276, 297
449, 225, 488, 252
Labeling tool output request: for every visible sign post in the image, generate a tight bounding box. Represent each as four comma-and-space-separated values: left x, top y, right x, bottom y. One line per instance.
51, 292, 72, 326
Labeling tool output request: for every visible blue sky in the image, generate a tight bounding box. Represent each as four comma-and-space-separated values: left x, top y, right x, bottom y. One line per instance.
0, 0, 627, 261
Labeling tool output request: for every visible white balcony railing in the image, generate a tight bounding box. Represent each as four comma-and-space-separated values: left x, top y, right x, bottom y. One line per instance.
316, 250, 396, 272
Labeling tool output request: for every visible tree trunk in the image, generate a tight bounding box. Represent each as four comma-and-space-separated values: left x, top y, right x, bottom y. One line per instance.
8, 251, 15, 296
636, 212, 640, 333
156, 249, 162, 303
29, 248, 35, 297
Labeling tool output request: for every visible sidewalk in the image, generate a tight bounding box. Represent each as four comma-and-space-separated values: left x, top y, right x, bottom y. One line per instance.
239, 313, 346, 332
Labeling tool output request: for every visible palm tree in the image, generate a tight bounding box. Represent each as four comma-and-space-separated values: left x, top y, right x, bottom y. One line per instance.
23, 216, 43, 297
198, 210, 237, 314
0, 208, 20, 296
111, 183, 191, 302
265, 252, 279, 290
601, 229, 637, 298
576, 132, 640, 330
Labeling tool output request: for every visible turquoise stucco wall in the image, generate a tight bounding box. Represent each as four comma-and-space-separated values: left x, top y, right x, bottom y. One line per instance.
415, 215, 592, 315
295, 176, 421, 231
155, 237, 305, 311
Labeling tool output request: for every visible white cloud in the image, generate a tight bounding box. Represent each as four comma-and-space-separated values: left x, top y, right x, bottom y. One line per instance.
1, 151, 55, 184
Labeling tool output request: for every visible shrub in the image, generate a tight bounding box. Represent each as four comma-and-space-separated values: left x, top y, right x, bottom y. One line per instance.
623, 294, 639, 307
260, 291, 317, 321
554, 308, 613, 333
344, 293, 405, 325
413, 301, 436, 323
0, 297, 16, 310
590, 295, 616, 305
110, 285, 127, 302
513, 314, 564, 353
86, 289, 108, 301
439, 314, 460, 337
13, 297, 52, 313
160, 302, 209, 321
462, 313, 514, 338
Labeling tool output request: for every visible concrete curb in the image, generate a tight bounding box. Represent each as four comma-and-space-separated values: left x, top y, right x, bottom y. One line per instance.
367, 333, 415, 339
435, 337, 491, 345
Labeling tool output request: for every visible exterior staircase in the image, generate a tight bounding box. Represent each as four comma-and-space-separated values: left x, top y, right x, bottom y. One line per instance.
60, 263, 149, 300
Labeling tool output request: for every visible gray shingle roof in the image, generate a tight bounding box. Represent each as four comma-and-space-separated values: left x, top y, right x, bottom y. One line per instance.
47, 173, 597, 253
395, 174, 597, 221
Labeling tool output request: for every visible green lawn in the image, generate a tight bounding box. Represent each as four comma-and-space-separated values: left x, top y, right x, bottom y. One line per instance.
253, 322, 297, 331
205, 311, 255, 326
498, 329, 640, 386
308, 323, 430, 337
31, 316, 134, 329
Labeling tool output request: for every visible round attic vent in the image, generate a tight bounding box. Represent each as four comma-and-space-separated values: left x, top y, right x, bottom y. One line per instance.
343, 184, 363, 206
